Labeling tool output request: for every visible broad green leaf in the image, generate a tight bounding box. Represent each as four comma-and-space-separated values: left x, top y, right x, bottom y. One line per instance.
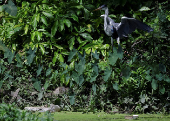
7, 51, 15, 64
51, 20, 58, 36
159, 86, 165, 94
16, 54, 23, 68
139, 6, 150, 11
35, 31, 41, 41
3, 0, 17, 16
41, 16, 48, 26
71, 14, 78, 22
145, 74, 152, 81
90, 76, 97, 82
92, 63, 98, 75
68, 48, 77, 62
117, 44, 123, 59
0, 41, 9, 52
108, 52, 118, 66
39, 44, 45, 55
121, 67, 131, 79
68, 37, 75, 50
31, 31, 35, 41
36, 65, 43, 76
27, 47, 36, 64
113, 82, 119, 90
103, 67, 112, 82
92, 84, 96, 95
38, 92, 43, 100
164, 75, 170, 83
151, 79, 158, 90
69, 95, 75, 105
156, 73, 163, 81
33, 80, 41, 92
79, 75, 84, 86
46, 68, 52, 76
159, 63, 166, 73
92, 50, 99, 60
42, 12, 54, 18
112, 71, 115, 79
44, 81, 49, 90
64, 19, 72, 28
80, 33, 93, 40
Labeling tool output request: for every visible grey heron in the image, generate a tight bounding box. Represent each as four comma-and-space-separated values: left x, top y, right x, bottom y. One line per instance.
94, 4, 153, 49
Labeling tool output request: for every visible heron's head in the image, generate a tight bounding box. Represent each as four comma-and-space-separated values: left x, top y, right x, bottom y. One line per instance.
94, 4, 107, 11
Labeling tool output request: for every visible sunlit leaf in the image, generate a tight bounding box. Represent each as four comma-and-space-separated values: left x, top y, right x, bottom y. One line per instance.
39, 44, 45, 55
64, 19, 72, 28
32, 14, 37, 29
41, 16, 48, 26
24, 24, 29, 34
68, 37, 75, 50
80, 33, 93, 40
51, 20, 58, 36
139, 6, 150, 11
58, 54, 64, 62
59, 20, 64, 31
42, 12, 54, 18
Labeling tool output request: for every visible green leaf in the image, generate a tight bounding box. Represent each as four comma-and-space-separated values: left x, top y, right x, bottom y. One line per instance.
32, 14, 37, 30
71, 14, 78, 22
3, 0, 17, 16
36, 65, 43, 76
33, 79, 41, 92
41, 16, 48, 26
121, 67, 131, 79
69, 95, 75, 105
103, 67, 112, 82
68, 37, 75, 50
68, 48, 77, 62
159, 63, 166, 73
27, 47, 36, 64
24, 24, 29, 34
64, 19, 72, 28
112, 71, 115, 79
46, 68, 52, 76
108, 51, 118, 66
44, 81, 49, 90
53, 44, 63, 49
92, 84, 96, 95
92, 63, 98, 75
92, 50, 99, 60
151, 79, 158, 90
113, 82, 119, 90
117, 44, 123, 59
156, 73, 163, 81
159, 86, 165, 94
39, 44, 45, 55
51, 20, 58, 36
139, 6, 150, 11
38, 92, 43, 100
52, 52, 58, 64
79, 75, 84, 86
164, 75, 170, 83
90, 76, 97, 82
42, 12, 54, 18
145, 74, 152, 81
7, 51, 15, 64
59, 20, 64, 31
80, 33, 93, 40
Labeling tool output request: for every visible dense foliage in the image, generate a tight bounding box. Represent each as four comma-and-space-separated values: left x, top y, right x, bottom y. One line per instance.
0, 0, 170, 114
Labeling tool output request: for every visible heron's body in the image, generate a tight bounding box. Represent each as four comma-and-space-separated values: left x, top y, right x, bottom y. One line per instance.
94, 5, 153, 46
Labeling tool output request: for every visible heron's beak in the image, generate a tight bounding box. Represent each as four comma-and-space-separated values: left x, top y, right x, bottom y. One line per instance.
93, 7, 102, 11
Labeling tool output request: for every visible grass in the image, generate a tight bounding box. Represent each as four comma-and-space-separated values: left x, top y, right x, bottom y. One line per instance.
40, 111, 170, 121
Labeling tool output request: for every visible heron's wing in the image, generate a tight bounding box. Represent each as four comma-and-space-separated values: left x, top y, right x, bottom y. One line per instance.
116, 17, 153, 38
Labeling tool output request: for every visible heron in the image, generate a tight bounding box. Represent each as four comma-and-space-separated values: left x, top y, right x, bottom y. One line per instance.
94, 4, 153, 49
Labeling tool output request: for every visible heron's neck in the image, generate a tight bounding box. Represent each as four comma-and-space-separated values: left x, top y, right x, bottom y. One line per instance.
104, 8, 109, 28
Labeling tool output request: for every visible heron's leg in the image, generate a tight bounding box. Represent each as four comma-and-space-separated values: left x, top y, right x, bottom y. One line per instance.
117, 37, 120, 45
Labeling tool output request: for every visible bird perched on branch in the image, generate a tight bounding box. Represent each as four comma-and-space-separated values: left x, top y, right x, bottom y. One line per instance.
94, 4, 153, 49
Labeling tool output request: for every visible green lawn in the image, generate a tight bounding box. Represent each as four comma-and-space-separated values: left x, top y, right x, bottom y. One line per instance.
43, 111, 170, 121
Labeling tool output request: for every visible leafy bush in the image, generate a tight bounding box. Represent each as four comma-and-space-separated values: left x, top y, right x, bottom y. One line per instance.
0, 103, 54, 121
